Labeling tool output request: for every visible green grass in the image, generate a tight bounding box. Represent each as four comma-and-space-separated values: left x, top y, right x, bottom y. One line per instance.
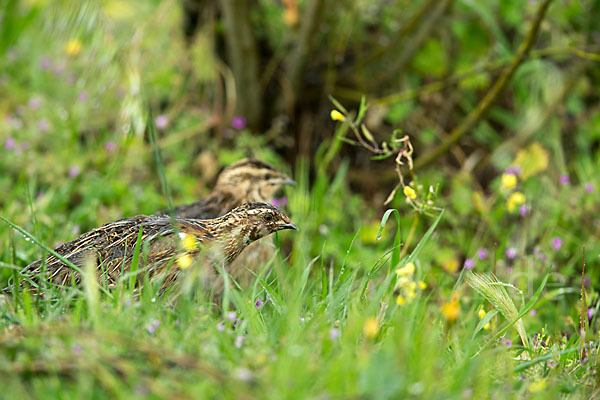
1, 1, 599, 398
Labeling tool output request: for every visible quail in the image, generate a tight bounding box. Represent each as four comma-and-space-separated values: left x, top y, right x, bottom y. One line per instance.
159, 158, 295, 287
22, 203, 297, 294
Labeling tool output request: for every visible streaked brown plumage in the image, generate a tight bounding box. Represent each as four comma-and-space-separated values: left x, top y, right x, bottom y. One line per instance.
22, 203, 297, 293
162, 159, 295, 219
158, 158, 295, 286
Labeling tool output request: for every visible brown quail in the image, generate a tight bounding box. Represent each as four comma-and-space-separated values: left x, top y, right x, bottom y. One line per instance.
23, 203, 297, 294
159, 158, 295, 287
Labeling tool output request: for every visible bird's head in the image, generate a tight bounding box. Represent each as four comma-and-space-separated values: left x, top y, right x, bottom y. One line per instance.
225, 202, 297, 244
215, 159, 295, 202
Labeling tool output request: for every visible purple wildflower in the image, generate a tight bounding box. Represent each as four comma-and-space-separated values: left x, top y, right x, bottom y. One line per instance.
6, 114, 23, 130
519, 204, 528, 217
71, 344, 83, 355
28, 96, 42, 110
520, 375, 526, 382
329, 328, 340, 340
559, 174, 570, 185
533, 247, 547, 261
78, 91, 88, 102
69, 166, 80, 178
231, 115, 246, 130
585, 278, 590, 287
255, 299, 264, 309
530, 309, 537, 316
585, 183, 594, 193
39, 56, 52, 70
217, 322, 225, 331
155, 114, 169, 130
5, 137, 16, 150
52, 62, 65, 76
464, 258, 475, 270
235, 335, 244, 348
506, 248, 516, 260
588, 308, 594, 320
300, 317, 305, 323
146, 320, 159, 335
227, 311, 237, 321
505, 166, 520, 176
105, 141, 116, 152
505, 339, 512, 346
551, 236, 562, 250
272, 197, 288, 208
477, 248, 488, 260
233, 318, 242, 328
38, 119, 49, 132
547, 359, 557, 368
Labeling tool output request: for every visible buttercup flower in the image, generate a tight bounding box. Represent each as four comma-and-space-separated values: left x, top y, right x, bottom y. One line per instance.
403, 186, 417, 199
177, 253, 193, 269
363, 317, 379, 338
396, 262, 415, 277
65, 39, 82, 56
441, 293, 460, 322
501, 173, 517, 189
330, 109, 345, 121
506, 192, 525, 212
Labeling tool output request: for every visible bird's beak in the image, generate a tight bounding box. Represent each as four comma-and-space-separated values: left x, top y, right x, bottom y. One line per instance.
277, 221, 298, 231
282, 176, 296, 186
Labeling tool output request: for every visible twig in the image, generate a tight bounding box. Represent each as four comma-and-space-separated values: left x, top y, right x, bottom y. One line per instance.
414, 0, 555, 170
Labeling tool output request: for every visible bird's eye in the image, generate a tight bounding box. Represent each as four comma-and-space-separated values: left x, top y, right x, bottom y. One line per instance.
263, 213, 274, 222
264, 173, 272, 180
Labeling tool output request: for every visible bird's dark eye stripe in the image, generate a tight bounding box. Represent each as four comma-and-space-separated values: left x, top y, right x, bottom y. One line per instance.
264, 173, 272, 179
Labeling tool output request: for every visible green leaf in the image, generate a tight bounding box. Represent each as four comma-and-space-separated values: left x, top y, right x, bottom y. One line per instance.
328, 95, 348, 114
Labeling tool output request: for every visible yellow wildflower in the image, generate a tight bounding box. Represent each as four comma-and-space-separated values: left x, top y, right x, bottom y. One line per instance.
417, 281, 427, 289
363, 317, 379, 338
177, 254, 194, 269
478, 308, 490, 330
330, 110, 345, 121
506, 191, 526, 212
181, 233, 197, 251
396, 295, 405, 305
406, 289, 417, 301
442, 258, 459, 274
441, 293, 460, 322
65, 39, 82, 56
403, 186, 417, 199
501, 173, 517, 189
396, 262, 415, 277
528, 379, 547, 393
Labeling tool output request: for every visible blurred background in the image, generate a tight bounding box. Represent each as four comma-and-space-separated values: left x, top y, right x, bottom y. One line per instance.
1, 0, 599, 279
2, 2, 600, 396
